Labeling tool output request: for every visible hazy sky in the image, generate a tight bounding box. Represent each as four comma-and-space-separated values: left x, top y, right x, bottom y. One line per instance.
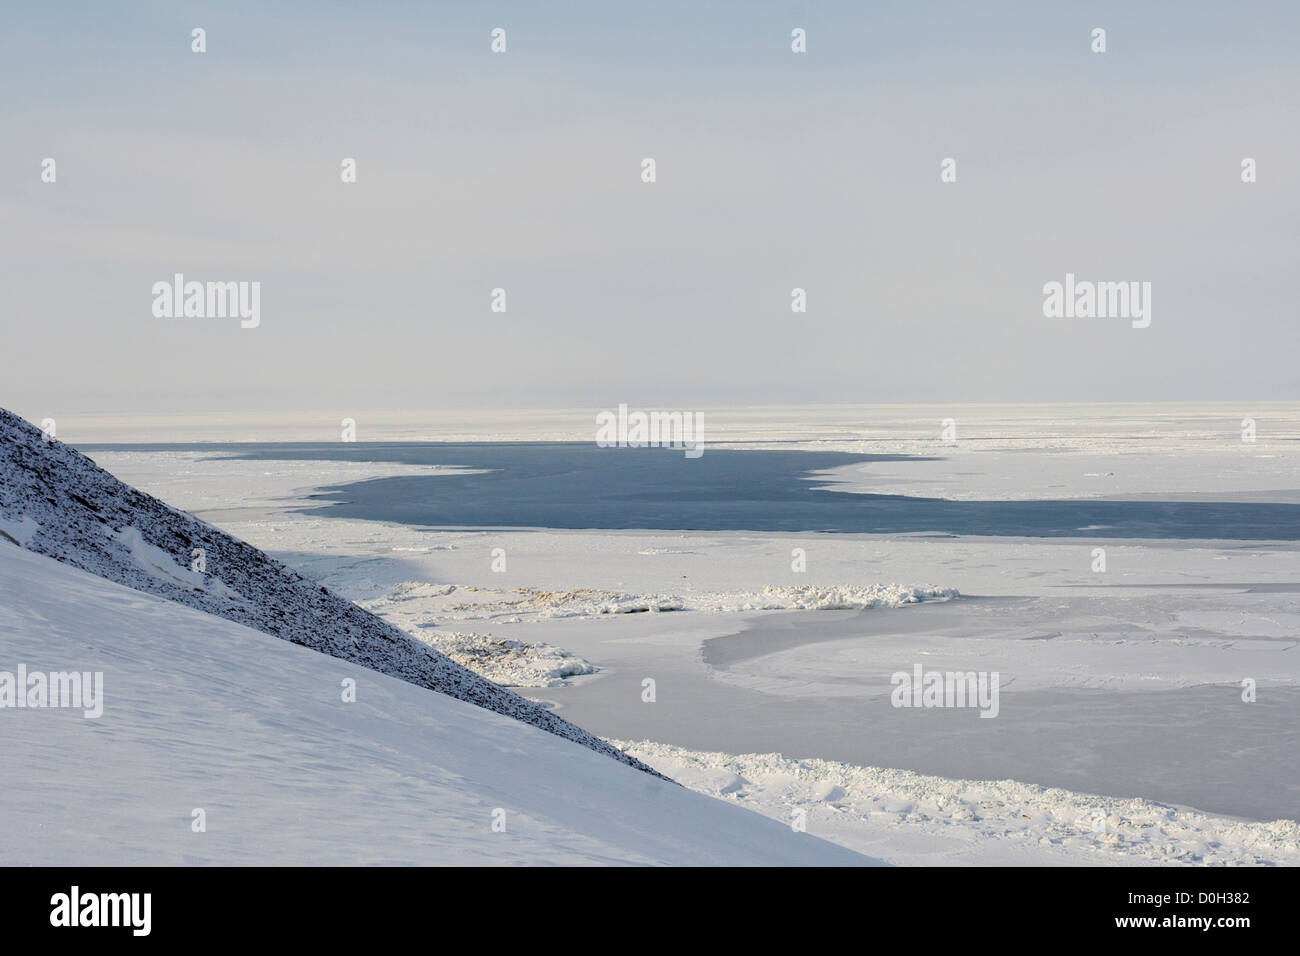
3, 1, 1297, 417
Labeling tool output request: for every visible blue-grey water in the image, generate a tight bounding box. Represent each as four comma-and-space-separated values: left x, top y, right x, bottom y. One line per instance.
85, 442, 1300, 540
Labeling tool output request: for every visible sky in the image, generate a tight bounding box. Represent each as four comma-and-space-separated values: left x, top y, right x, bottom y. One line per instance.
2, 1, 1297, 417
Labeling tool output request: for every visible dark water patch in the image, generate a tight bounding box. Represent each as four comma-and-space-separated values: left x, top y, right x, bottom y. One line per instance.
83, 442, 1300, 540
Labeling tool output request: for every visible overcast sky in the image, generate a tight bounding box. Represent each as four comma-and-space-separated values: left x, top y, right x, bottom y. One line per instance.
3, 1, 1297, 417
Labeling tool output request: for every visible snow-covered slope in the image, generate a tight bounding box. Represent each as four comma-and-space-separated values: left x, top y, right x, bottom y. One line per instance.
0, 408, 650, 773
0, 542, 871, 864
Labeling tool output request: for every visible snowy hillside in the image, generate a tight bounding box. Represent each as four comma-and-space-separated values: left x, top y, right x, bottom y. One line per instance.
0, 542, 870, 864
0, 408, 652, 773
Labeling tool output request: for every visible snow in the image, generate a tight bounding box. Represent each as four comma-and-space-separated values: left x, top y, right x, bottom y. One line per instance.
362, 583, 956, 626
702, 615, 1300, 699
793, 404, 1300, 503
612, 740, 1300, 867
710, 583, 959, 611
0, 513, 38, 547
116, 526, 238, 599
0, 542, 871, 865
36, 401, 1300, 453
411, 630, 598, 688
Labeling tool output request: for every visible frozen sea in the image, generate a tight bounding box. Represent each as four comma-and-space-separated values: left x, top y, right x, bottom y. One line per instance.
75, 403, 1300, 863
